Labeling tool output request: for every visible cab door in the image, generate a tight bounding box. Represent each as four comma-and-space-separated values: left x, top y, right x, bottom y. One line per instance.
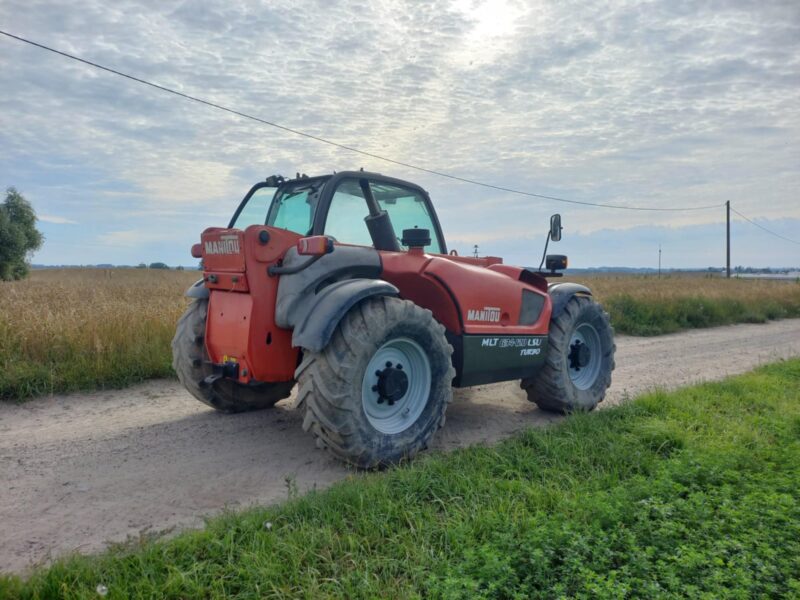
320, 177, 446, 253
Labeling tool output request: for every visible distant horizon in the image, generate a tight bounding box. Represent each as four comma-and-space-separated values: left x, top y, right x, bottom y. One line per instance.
29, 263, 800, 273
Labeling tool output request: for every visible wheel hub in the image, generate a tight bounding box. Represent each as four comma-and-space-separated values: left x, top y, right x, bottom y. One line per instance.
568, 340, 591, 370
567, 323, 603, 391
373, 362, 409, 405
361, 338, 432, 435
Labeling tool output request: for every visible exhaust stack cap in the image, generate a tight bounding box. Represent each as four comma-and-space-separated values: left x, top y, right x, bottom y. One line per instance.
401, 227, 431, 248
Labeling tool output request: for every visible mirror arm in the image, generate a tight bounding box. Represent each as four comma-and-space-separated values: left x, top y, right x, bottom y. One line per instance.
538, 229, 551, 271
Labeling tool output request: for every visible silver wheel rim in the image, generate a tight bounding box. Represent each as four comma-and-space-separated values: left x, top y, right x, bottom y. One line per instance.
568, 323, 602, 390
361, 337, 431, 435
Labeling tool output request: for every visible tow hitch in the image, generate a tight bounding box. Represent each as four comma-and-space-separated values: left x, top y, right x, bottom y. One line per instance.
202, 359, 240, 387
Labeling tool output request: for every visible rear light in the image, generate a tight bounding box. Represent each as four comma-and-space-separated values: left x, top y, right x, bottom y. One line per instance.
191, 243, 203, 258
297, 236, 334, 256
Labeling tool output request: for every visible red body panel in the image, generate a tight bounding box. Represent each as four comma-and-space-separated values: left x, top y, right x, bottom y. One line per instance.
438, 253, 504, 268
201, 228, 246, 272
381, 250, 551, 337
379, 251, 462, 332
201, 226, 301, 383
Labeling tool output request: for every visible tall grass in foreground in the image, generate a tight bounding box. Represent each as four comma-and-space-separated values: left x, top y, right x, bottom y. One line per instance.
1, 269, 798, 400
0, 269, 198, 399
2, 360, 798, 598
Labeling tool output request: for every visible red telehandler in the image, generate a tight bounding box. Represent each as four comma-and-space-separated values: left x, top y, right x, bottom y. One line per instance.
173, 171, 615, 467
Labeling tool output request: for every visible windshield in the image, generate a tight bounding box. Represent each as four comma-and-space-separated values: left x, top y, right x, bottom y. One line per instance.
231, 186, 277, 229
266, 181, 324, 235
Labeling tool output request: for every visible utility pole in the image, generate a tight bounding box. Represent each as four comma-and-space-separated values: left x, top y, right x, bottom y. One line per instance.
726, 201, 731, 278
658, 244, 661, 278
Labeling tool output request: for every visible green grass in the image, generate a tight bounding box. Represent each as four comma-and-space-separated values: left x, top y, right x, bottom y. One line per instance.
3, 360, 799, 599
572, 275, 800, 336
603, 293, 800, 336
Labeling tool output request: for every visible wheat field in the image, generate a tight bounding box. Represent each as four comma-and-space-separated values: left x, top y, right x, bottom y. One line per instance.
0, 269, 198, 399
1, 268, 798, 399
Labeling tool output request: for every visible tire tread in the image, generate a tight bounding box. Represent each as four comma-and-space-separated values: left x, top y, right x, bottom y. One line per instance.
297, 296, 454, 468
522, 295, 615, 413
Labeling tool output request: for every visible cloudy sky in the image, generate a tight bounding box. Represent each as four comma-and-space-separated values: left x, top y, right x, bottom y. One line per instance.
1, 0, 798, 268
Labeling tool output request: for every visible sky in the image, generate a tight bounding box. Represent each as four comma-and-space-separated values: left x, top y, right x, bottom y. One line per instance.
1, 0, 798, 268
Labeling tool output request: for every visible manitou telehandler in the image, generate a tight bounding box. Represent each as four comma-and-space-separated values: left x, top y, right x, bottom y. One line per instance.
173, 171, 615, 467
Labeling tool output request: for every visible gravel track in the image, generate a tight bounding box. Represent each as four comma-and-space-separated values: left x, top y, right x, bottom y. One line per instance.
2, 319, 799, 573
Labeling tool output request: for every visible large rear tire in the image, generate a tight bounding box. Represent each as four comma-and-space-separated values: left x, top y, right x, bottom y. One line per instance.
296, 296, 455, 468
521, 295, 615, 413
171, 299, 294, 413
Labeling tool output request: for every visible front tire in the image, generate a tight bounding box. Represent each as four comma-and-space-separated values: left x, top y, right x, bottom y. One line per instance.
172, 299, 294, 413
522, 295, 615, 413
296, 296, 455, 468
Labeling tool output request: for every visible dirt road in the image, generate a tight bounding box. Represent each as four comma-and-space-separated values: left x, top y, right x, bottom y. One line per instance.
2, 319, 799, 573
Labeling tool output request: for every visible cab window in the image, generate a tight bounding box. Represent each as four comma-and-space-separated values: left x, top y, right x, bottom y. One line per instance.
231, 186, 276, 228
266, 183, 320, 235
323, 179, 373, 245
372, 183, 443, 253
323, 179, 443, 252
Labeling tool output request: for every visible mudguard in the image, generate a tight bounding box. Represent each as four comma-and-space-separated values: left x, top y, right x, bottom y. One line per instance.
291, 278, 398, 352
548, 282, 592, 319
185, 278, 209, 299
275, 246, 398, 352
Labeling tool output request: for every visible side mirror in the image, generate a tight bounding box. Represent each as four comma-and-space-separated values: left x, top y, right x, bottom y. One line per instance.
549, 214, 562, 242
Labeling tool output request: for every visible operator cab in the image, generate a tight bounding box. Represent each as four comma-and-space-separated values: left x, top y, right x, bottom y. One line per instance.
230, 171, 447, 255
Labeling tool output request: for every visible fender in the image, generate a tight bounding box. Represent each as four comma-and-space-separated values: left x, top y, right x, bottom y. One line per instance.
275, 246, 398, 352
185, 278, 209, 299
548, 282, 592, 320
291, 278, 398, 352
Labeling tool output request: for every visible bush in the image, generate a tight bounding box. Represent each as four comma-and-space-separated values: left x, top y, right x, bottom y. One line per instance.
0, 188, 43, 281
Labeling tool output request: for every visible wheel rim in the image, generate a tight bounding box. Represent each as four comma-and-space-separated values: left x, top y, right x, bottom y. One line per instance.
568, 323, 602, 390
361, 337, 431, 435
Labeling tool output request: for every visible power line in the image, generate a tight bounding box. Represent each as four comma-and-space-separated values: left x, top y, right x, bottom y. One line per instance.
730, 206, 800, 246
1, 29, 723, 213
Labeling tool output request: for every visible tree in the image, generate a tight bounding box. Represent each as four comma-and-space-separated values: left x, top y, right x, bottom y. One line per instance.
149, 262, 169, 270
0, 188, 44, 280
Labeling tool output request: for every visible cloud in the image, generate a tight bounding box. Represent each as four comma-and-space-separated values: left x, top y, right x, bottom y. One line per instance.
0, 0, 797, 267
38, 214, 78, 224
96, 229, 183, 248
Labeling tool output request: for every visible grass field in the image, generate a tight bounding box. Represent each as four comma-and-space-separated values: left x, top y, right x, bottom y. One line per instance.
1, 268, 798, 400
574, 274, 800, 336
2, 359, 798, 598
0, 269, 198, 400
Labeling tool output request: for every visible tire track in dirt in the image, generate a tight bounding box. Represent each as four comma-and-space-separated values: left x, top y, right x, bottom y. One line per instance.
2, 319, 799, 573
